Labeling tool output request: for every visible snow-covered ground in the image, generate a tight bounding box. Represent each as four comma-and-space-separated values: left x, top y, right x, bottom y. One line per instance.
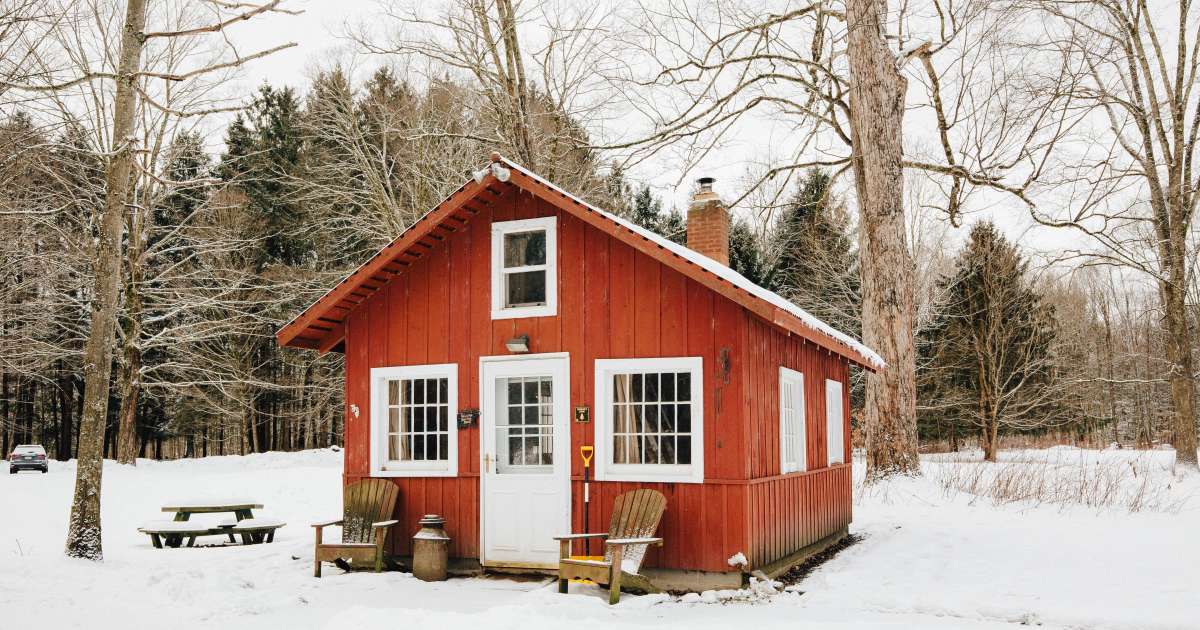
1, 447, 1195, 630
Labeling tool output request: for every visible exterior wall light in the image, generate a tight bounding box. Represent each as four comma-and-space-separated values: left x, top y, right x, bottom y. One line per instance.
505, 335, 530, 353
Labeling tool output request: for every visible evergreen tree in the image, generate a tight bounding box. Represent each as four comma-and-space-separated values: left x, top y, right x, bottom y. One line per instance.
918, 222, 1060, 460
140, 132, 212, 450
729, 219, 768, 285
769, 168, 860, 336
218, 84, 308, 269
154, 132, 209, 260
659, 207, 686, 245
630, 185, 662, 232
602, 175, 686, 244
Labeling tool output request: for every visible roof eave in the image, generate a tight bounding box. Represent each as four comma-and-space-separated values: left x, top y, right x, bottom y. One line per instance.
275, 172, 500, 350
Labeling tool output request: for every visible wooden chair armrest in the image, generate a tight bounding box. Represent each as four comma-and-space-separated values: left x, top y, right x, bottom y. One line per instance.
552, 533, 609, 541
372, 520, 399, 529
311, 519, 344, 528
605, 537, 663, 546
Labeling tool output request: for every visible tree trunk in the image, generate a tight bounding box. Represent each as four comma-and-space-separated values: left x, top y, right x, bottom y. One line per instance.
982, 417, 999, 462
1099, 298, 1118, 445
57, 364, 74, 461
1162, 258, 1198, 468
846, 0, 920, 481
2, 369, 10, 456
64, 0, 147, 561
114, 350, 140, 465
115, 206, 145, 465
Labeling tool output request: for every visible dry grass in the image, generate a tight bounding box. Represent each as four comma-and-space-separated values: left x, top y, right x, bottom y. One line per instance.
923, 449, 1190, 514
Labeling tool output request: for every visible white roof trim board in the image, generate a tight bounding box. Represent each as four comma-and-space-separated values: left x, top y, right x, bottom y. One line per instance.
489, 157, 885, 370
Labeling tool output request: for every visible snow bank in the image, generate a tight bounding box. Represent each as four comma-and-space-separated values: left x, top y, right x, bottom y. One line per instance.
2, 447, 1197, 630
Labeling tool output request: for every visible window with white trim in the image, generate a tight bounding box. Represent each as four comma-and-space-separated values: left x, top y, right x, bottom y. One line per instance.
594, 357, 703, 483
491, 217, 557, 319
369, 364, 458, 477
780, 367, 806, 474
825, 378, 845, 466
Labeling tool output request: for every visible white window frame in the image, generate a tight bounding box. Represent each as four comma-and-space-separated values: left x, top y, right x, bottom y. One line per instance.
369, 364, 459, 477
593, 357, 704, 484
825, 378, 845, 466
491, 216, 557, 320
779, 367, 807, 474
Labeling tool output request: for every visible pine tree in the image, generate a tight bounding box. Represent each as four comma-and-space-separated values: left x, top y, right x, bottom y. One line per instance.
659, 207, 686, 245
729, 220, 768, 286
770, 168, 860, 336
918, 222, 1060, 461
218, 84, 309, 269
630, 185, 662, 232
602, 176, 685, 244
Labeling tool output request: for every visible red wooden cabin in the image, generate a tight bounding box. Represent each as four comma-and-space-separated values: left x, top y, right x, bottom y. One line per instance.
277, 154, 882, 589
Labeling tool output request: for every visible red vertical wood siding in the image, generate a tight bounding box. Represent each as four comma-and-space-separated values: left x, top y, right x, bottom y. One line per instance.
340, 188, 853, 573
740, 317, 854, 568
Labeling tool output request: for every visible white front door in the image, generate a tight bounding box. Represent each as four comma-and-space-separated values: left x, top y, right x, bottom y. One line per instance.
480, 355, 570, 568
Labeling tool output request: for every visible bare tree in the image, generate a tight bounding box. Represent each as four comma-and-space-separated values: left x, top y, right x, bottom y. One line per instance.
1016, 0, 1200, 469
0, 0, 56, 100
844, 0, 921, 477
2, 0, 299, 560
63, 0, 148, 560
347, 0, 619, 193
605, 0, 1059, 479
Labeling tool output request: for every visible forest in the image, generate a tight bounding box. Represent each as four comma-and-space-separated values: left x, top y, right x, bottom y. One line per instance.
0, 0, 1195, 470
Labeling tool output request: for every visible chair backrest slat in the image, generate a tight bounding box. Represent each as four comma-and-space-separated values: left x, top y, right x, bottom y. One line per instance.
341, 479, 400, 544
604, 489, 666, 574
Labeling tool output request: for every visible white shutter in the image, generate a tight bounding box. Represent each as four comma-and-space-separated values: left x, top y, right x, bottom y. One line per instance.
825, 379, 845, 465
779, 368, 806, 473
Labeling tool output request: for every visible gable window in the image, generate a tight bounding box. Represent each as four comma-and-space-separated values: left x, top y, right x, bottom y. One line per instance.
491, 217, 557, 319
825, 378, 845, 466
780, 367, 806, 474
369, 364, 458, 477
594, 357, 704, 483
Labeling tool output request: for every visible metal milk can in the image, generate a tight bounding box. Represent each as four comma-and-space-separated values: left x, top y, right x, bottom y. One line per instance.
412, 514, 450, 581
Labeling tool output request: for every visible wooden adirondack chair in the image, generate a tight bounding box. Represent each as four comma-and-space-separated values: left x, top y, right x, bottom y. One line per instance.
312, 478, 400, 577
554, 488, 667, 604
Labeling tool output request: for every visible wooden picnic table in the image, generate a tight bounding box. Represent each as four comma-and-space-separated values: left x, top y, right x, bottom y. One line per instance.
162, 502, 263, 523
141, 501, 281, 548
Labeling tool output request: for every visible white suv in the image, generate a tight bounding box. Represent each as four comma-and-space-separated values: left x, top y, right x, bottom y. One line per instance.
9, 444, 48, 474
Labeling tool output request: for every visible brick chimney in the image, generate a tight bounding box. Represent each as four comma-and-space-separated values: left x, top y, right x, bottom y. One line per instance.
686, 177, 730, 265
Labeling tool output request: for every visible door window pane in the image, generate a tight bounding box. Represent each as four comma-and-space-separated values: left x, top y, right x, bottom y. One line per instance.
497, 376, 555, 474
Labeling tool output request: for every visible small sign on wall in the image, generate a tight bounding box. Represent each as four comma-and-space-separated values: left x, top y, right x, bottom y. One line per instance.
458, 409, 479, 428
574, 406, 590, 423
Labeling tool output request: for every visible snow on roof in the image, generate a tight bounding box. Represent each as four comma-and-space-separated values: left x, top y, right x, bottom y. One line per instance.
491, 157, 886, 370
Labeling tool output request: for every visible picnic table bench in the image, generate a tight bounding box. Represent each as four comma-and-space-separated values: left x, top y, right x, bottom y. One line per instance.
139, 501, 284, 548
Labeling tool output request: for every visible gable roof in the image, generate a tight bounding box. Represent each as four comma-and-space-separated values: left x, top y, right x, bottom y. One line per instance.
276, 153, 884, 371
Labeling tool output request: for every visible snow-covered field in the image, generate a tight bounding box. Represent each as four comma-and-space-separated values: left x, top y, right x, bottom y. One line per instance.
1, 448, 1195, 630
